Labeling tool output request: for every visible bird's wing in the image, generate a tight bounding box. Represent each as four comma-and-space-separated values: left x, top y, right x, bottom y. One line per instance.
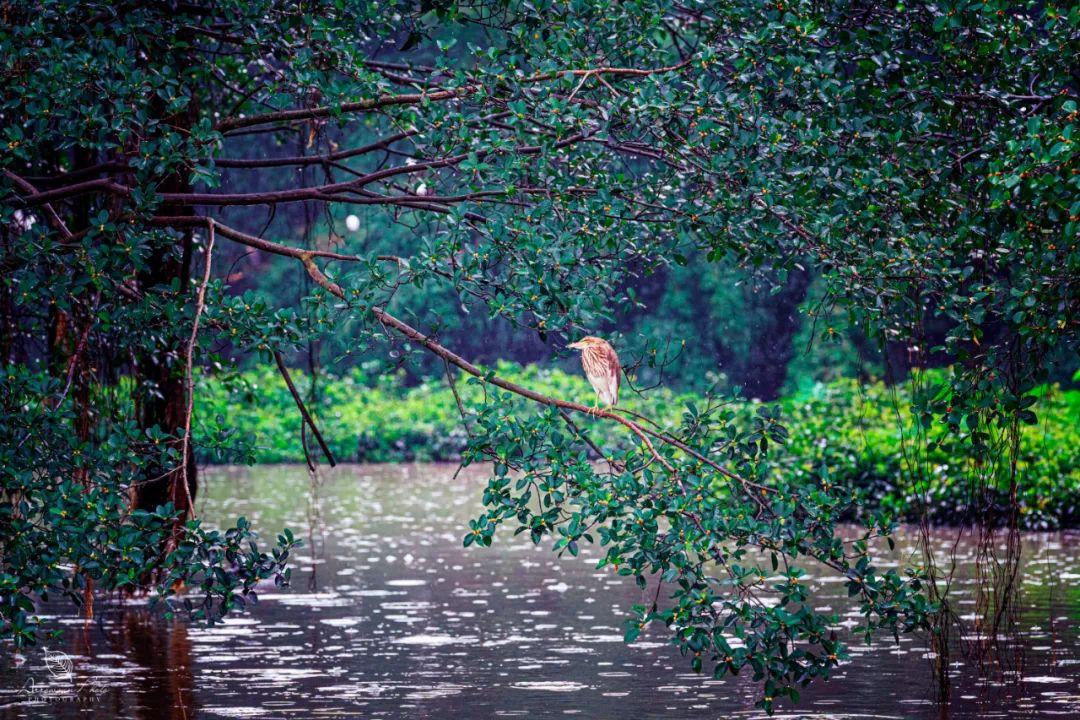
608, 347, 621, 403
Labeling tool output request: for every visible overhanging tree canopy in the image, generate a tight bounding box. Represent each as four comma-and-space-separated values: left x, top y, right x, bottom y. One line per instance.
2, 0, 1076, 711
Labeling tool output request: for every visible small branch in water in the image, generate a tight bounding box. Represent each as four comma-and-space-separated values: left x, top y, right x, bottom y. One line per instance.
299, 417, 316, 473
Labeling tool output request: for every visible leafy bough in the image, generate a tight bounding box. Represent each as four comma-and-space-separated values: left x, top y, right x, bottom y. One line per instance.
178, 218, 934, 712
462, 396, 934, 712
0, 366, 299, 645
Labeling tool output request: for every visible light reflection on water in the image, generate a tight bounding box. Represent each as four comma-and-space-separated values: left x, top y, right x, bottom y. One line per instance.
2, 463, 1078, 719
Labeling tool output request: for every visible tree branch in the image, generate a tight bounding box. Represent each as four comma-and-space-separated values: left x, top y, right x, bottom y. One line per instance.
273, 351, 337, 468
179, 219, 215, 519
153, 214, 761, 488
3, 170, 75, 239
150, 216, 361, 261
215, 86, 480, 133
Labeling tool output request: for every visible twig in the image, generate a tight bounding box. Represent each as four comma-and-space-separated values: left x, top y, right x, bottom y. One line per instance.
444, 358, 472, 435
299, 417, 316, 473
179, 220, 216, 519
54, 292, 100, 409
273, 350, 337, 467
558, 409, 623, 473
567, 70, 594, 102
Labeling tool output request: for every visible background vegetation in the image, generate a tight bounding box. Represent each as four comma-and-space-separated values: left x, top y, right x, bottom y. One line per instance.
3, 0, 1077, 709
198, 363, 1080, 529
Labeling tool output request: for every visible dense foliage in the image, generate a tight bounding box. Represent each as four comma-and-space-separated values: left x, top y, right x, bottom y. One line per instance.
201, 363, 1080, 529
1, 368, 298, 646
2, 0, 1076, 710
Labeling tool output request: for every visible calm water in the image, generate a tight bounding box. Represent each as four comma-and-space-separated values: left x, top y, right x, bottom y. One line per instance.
2, 464, 1078, 719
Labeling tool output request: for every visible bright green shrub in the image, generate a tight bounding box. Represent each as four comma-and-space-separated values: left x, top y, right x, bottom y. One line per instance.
196, 364, 1079, 528
776, 377, 1079, 530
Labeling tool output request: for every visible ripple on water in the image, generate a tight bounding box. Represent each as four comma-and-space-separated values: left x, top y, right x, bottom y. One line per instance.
8, 464, 1079, 720
571, 633, 623, 644
1023, 676, 1071, 684
202, 708, 268, 718
380, 601, 435, 610
510, 681, 589, 692
392, 634, 479, 647
258, 592, 352, 607
317, 682, 394, 698
404, 683, 466, 699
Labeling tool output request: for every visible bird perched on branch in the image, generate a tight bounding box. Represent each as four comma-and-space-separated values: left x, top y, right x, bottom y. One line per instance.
567, 336, 621, 411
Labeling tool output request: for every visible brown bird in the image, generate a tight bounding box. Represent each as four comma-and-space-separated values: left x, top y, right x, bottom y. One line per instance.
567, 336, 621, 411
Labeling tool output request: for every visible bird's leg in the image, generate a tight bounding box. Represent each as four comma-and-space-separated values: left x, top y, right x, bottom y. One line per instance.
591, 391, 601, 416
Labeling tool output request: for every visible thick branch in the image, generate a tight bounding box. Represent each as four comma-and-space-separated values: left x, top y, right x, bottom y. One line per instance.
4, 176, 130, 208
3, 170, 75, 239
153, 214, 758, 486
215, 129, 419, 168
215, 86, 479, 132
150, 216, 360, 261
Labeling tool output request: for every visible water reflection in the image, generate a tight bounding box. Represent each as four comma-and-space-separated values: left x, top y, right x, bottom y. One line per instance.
2, 464, 1078, 718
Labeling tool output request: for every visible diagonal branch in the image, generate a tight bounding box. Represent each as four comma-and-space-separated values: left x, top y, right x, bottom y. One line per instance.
152, 214, 770, 488
274, 351, 337, 468
3, 170, 75, 239
215, 86, 480, 133
149, 216, 361, 261
299, 257, 671, 473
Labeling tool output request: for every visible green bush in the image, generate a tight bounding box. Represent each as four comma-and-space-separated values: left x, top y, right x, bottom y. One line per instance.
196, 363, 1079, 529
776, 377, 1079, 530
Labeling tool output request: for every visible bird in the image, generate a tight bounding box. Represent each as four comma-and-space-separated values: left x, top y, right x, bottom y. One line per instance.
566, 336, 621, 412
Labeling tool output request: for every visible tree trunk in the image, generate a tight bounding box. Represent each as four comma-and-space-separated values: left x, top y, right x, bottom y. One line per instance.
133, 193, 197, 519
132, 69, 198, 522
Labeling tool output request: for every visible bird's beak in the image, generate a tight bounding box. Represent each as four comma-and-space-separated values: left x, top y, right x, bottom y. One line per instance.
566, 341, 584, 350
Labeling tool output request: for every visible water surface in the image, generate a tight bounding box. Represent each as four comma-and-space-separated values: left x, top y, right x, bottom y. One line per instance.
2, 464, 1078, 718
